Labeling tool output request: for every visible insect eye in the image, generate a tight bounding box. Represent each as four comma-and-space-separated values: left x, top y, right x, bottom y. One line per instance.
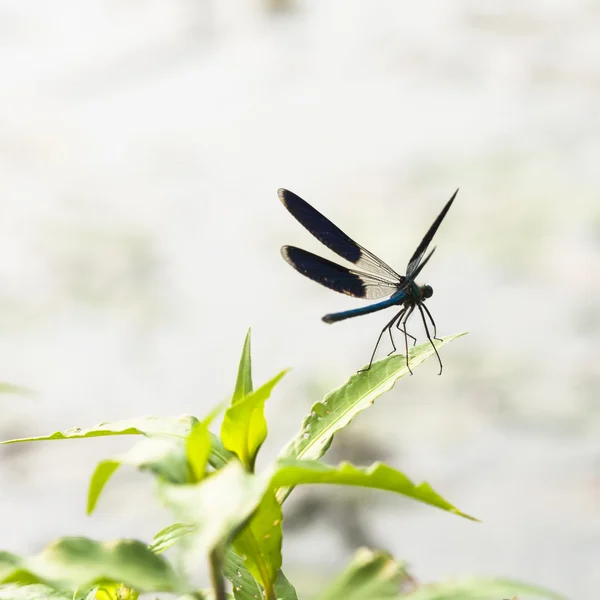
423, 285, 433, 298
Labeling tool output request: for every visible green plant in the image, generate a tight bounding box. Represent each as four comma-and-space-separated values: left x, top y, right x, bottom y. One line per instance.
0, 331, 564, 600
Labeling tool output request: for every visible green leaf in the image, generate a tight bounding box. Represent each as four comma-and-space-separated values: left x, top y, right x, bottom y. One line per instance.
208, 433, 237, 468
274, 570, 299, 600
0, 538, 186, 594
187, 424, 212, 482
1, 415, 199, 445
221, 371, 287, 469
187, 403, 226, 483
150, 523, 195, 554
160, 461, 267, 561
278, 334, 466, 499
270, 459, 475, 521
402, 577, 566, 600
0, 584, 83, 599
0, 551, 22, 580
0, 415, 236, 475
87, 462, 120, 515
233, 329, 253, 404
233, 489, 282, 593
223, 550, 297, 600
223, 548, 263, 600
87, 438, 189, 514
317, 547, 407, 600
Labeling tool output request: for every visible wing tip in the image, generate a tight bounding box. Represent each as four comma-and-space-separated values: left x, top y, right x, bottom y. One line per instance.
278, 188, 290, 206
281, 245, 302, 267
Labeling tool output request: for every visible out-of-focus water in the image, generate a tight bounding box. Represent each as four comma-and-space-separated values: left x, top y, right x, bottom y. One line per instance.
0, 1, 599, 598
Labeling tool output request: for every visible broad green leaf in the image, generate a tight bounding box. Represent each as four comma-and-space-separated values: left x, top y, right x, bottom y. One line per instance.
1, 538, 185, 594
270, 459, 475, 521
187, 403, 226, 483
224, 548, 263, 600
233, 329, 253, 404
88, 438, 189, 514
1, 416, 198, 445
402, 577, 566, 600
160, 461, 267, 560
233, 489, 282, 593
278, 335, 466, 484
221, 371, 287, 469
318, 547, 407, 600
150, 523, 195, 554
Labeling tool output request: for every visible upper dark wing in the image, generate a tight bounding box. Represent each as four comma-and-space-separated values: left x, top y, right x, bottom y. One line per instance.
279, 188, 404, 284
281, 246, 400, 299
406, 189, 458, 278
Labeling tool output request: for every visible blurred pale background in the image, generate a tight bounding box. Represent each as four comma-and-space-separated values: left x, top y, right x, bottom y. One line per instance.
1, 1, 599, 598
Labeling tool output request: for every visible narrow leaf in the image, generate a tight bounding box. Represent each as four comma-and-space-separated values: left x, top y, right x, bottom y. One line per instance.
150, 523, 195, 555
271, 459, 475, 520
221, 371, 287, 469
1, 416, 199, 445
278, 334, 466, 500
187, 403, 225, 483
0, 416, 235, 475
87, 461, 120, 515
187, 423, 211, 482
233, 329, 253, 404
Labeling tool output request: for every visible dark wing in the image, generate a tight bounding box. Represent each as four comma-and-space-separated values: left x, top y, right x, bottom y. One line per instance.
281, 246, 400, 299
279, 188, 404, 284
406, 189, 458, 278
407, 247, 436, 281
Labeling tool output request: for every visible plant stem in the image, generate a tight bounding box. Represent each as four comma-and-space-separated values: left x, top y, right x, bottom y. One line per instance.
209, 546, 227, 600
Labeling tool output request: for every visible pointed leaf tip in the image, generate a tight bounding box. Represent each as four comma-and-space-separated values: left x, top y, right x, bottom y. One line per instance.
233, 329, 253, 405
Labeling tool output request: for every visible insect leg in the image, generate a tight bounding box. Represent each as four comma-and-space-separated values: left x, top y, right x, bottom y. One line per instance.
421, 303, 440, 341
359, 310, 405, 372
395, 313, 417, 346
387, 308, 406, 356
400, 305, 416, 374
416, 303, 443, 375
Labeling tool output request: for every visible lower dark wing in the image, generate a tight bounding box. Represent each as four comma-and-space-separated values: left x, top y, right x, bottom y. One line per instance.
279, 188, 403, 283
406, 189, 458, 278
281, 246, 401, 299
